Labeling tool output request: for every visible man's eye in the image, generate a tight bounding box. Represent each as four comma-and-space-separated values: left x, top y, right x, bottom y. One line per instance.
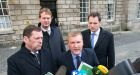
93, 23, 97, 24
89, 22, 92, 24
77, 41, 81, 43
43, 17, 50, 20
34, 38, 39, 40
46, 18, 50, 19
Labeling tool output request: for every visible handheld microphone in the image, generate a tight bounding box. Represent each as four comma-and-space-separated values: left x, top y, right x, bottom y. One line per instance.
92, 65, 109, 75
55, 65, 67, 75
108, 59, 136, 75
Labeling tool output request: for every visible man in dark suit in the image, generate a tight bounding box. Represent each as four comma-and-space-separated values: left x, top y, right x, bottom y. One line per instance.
38, 7, 66, 71
59, 31, 99, 75
7, 25, 55, 75
81, 12, 115, 69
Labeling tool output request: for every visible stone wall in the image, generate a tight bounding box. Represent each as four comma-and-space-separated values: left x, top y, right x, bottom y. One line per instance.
57, 0, 124, 39
90, 0, 123, 32
0, 0, 40, 47
1, 0, 140, 46
57, 0, 80, 41
127, 0, 140, 30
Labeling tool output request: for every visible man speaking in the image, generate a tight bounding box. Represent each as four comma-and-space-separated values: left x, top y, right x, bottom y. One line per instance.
58, 31, 99, 75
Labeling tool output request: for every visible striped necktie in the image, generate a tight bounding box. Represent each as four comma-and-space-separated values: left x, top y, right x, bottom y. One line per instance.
34, 53, 40, 64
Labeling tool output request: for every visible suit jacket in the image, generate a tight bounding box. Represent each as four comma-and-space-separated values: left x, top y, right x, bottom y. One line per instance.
81, 27, 115, 69
59, 48, 99, 75
38, 23, 66, 71
7, 46, 55, 75
38, 23, 66, 59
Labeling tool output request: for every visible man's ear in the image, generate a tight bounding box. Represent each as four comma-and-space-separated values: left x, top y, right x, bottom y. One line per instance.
23, 36, 28, 43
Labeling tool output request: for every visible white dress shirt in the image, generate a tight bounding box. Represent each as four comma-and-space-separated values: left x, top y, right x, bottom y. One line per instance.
90, 28, 100, 46
41, 25, 51, 35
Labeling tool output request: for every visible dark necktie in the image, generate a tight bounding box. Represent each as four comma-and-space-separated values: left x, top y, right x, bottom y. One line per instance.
91, 32, 94, 48
76, 56, 81, 69
34, 53, 40, 64
45, 31, 50, 37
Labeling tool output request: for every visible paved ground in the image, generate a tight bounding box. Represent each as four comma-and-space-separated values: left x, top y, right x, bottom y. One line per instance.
114, 31, 140, 64
0, 30, 140, 75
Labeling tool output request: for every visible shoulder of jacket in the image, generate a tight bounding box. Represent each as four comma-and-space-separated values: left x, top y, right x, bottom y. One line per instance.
83, 48, 94, 54
100, 28, 113, 36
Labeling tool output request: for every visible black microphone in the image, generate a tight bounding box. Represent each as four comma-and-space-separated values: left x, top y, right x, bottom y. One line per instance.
133, 57, 140, 73
108, 59, 136, 75
55, 65, 67, 75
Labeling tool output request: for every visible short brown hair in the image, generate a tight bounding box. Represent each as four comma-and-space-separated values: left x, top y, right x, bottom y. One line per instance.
23, 25, 41, 38
88, 12, 101, 22
39, 7, 52, 18
67, 31, 83, 41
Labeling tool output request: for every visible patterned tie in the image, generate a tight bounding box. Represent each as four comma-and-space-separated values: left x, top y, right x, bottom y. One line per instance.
91, 32, 94, 48
76, 56, 81, 69
34, 53, 40, 64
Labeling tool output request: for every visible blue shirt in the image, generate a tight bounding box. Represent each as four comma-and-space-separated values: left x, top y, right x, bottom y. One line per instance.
71, 52, 82, 69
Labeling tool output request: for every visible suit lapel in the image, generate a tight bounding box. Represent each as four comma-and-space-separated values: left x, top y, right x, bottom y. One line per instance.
49, 27, 54, 38
94, 28, 106, 48
40, 50, 47, 72
86, 30, 92, 48
81, 50, 88, 63
21, 47, 40, 69
67, 51, 76, 70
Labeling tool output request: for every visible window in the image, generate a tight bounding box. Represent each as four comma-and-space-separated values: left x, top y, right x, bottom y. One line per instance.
137, 0, 140, 18
0, 0, 11, 31
80, 0, 90, 24
107, 0, 115, 20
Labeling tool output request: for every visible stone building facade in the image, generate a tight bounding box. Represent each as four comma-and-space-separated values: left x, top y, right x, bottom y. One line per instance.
0, 0, 40, 46
0, 0, 140, 47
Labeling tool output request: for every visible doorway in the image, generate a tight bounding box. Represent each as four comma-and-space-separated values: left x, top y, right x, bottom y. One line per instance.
40, 0, 58, 27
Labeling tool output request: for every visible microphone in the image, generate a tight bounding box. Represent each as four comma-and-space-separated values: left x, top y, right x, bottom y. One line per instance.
72, 65, 108, 75
133, 57, 140, 73
92, 65, 109, 75
55, 65, 67, 75
108, 59, 137, 75
72, 62, 108, 75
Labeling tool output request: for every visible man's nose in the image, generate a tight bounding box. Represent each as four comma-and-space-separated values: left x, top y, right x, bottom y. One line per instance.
74, 43, 78, 47
39, 38, 43, 43
45, 18, 48, 21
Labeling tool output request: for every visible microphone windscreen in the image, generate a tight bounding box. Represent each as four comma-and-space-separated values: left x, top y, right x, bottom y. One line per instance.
97, 65, 109, 74
55, 65, 67, 75
92, 65, 109, 75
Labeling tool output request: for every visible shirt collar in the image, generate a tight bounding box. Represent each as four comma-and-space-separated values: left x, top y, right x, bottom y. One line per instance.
91, 28, 100, 35
41, 25, 51, 32
31, 51, 39, 55
71, 52, 82, 59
